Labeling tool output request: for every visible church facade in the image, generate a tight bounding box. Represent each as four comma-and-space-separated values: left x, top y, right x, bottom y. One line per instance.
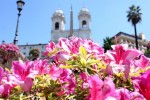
51, 7, 91, 43
19, 7, 92, 57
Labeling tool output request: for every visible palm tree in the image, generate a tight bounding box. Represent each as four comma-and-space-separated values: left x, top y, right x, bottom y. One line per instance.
103, 37, 114, 53
127, 5, 142, 49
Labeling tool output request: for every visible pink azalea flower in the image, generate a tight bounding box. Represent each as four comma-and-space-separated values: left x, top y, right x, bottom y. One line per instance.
19, 78, 33, 92
105, 96, 117, 100
49, 63, 75, 94
63, 74, 76, 94
0, 67, 4, 96
87, 76, 115, 100
58, 38, 72, 53
0, 84, 11, 98
106, 62, 125, 75
134, 55, 150, 68
12, 61, 34, 92
0, 67, 4, 82
106, 44, 141, 79
0, 43, 19, 61
83, 40, 104, 55
0, 68, 14, 98
68, 37, 82, 54
130, 92, 146, 100
132, 70, 150, 100
102, 77, 115, 98
115, 88, 130, 100
108, 44, 141, 65
2, 74, 17, 88
52, 51, 71, 64
0, 85, 4, 95
80, 72, 89, 89
59, 68, 70, 81
33, 59, 49, 74
49, 63, 61, 80
88, 75, 103, 100
43, 41, 56, 57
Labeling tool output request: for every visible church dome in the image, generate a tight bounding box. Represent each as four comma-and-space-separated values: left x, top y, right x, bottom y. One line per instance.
79, 7, 90, 16
53, 9, 64, 17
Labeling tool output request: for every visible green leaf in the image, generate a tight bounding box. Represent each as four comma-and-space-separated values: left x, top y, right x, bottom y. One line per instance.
87, 59, 99, 65
36, 93, 45, 97
60, 65, 75, 69
79, 46, 87, 56
85, 67, 94, 75
80, 58, 86, 67
48, 93, 53, 100
20, 92, 24, 99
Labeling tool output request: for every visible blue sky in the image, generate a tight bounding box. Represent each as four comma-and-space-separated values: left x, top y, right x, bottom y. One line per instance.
0, 0, 150, 46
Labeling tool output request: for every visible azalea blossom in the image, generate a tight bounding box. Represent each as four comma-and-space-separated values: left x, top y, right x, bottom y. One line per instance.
0, 67, 14, 98
87, 76, 116, 100
33, 59, 49, 74
0, 67, 4, 82
134, 55, 150, 68
43, 41, 56, 57
115, 88, 130, 100
12, 61, 35, 92
80, 72, 89, 89
1, 37, 150, 99
49, 63, 61, 80
132, 70, 150, 100
106, 44, 141, 79
0, 67, 4, 96
52, 51, 71, 64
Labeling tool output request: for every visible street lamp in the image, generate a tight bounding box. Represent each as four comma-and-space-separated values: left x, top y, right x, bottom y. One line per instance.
14, 0, 25, 45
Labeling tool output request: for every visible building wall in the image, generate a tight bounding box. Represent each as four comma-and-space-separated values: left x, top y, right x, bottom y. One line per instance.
19, 44, 46, 58
51, 29, 91, 43
113, 34, 148, 53
78, 16, 91, 30
52, 17, 65, 31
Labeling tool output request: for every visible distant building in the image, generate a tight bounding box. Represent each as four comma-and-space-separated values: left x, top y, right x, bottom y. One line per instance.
18, 7, 92, 57
19, 43, 46, 58
111, 32, 148, 52
51, 7, 91, 43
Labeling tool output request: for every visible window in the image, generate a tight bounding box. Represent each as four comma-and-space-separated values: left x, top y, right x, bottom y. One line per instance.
82, 20, 87, 28
23, 47, 26, 49
30, 47, 32, 49
55, 22, 59, 30
23, 52, 26, 55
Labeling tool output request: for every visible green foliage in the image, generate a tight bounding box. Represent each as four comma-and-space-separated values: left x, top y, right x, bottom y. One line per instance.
28, 48, 40, 60
61, 46, 106, 75
127, 5, 142, 49
127, 5, 142, 26
144, 49, 150, 58
103, 37, 114, 53
10, 75, 63, 99
147, 42, 150, 50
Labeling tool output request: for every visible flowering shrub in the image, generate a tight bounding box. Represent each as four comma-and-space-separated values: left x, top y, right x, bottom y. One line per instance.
0, 43, 19, 59
0, 37, 150, 100
0, 43, 19, 66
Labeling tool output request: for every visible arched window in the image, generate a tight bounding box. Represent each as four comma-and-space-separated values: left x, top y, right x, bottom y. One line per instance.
82, 20, 87, 28
55, 22, 59, 30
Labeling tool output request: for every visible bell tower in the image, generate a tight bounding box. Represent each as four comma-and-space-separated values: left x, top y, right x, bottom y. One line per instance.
51, 9, 65, 42
78, 7, 91, 39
